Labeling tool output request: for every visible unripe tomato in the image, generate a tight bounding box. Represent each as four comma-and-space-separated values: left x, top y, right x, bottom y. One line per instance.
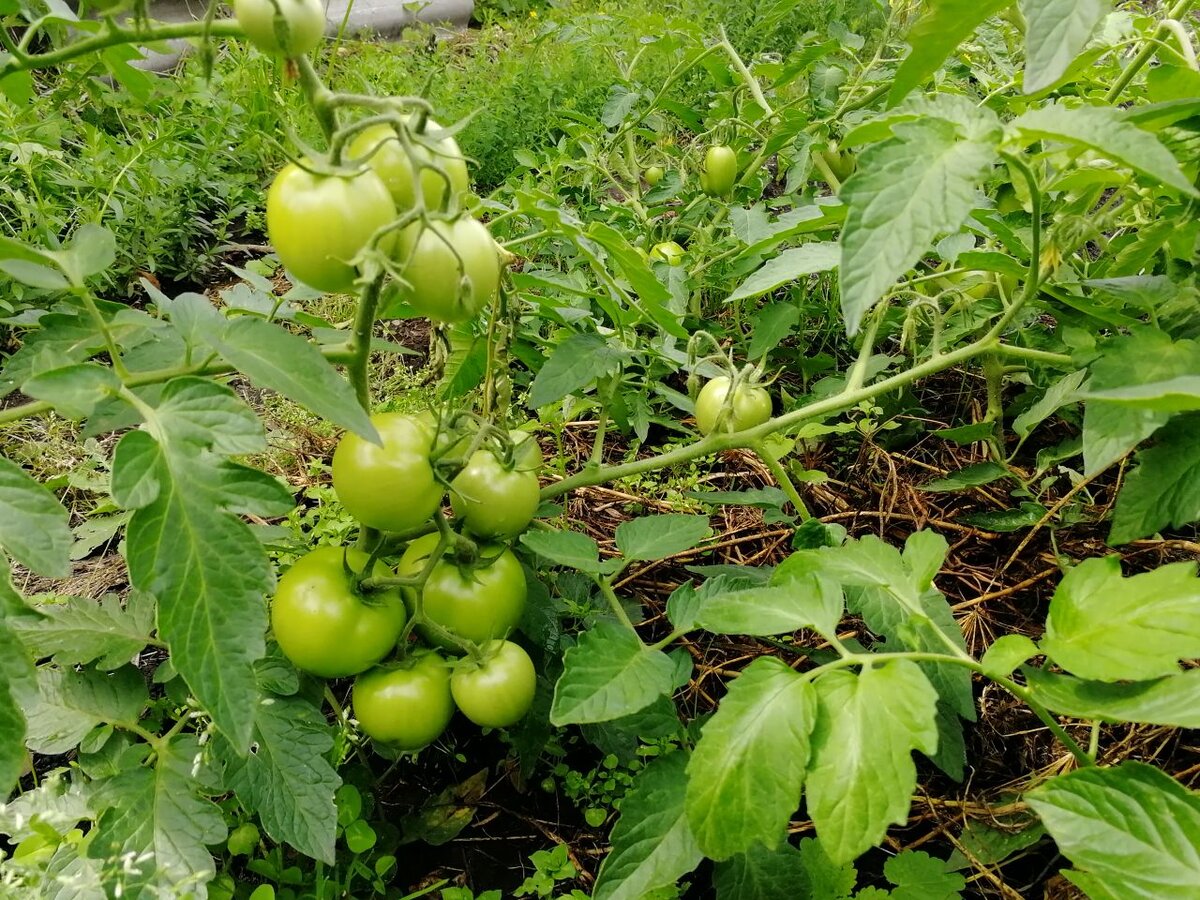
451, 449, 540, 539
352, 653, 455, 750
234, 0, 325, 57
650, 241, 685, 266
510, 429, 544, 472
450, 640, 537, 728
347, 119, 470, 212
823, 141, 857, 181
332, 413, 443, 533
267, 163, 396, 293
694, 376, 773, 435
699, 145, 737, 198
398, 533, 527, 650
392, 217, 500, 323
270, 546, 407, 678
644, 166, 664, 186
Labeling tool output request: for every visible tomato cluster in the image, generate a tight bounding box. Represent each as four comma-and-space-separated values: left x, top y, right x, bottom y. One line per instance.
272, 413, 543, 752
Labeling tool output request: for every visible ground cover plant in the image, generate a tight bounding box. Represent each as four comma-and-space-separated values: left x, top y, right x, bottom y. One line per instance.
1, 0, 1199, 898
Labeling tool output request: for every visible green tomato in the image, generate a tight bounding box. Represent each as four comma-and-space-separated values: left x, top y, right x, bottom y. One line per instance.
450, 640, 537, 728
510, 429, 544, 472
694, 376, 773, 435
347, 118, 470, 212
644, 165, 664, 186
398, 533, 527, 650
451, 449, 540, 539
823, 141, 857, 181
271, 546, 407, 678
332, 413, 443, 533
392, 216, 501, 323
234, 0, 325, 56
649, 241, 685, 266
352, 653, 455, 750
699, 145, 737, 198
266, 162, 396, 294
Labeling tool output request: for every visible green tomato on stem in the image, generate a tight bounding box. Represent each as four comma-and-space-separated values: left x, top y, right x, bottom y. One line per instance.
352, 653, 455, 750
450, 640, 537, 728
650, 241, 685, 266
347, 118, 470, 213
234, 0, 325, 57
699, 145, 737, 198
392, 216, 501, 323
694, 376, 773, 435
450, 449, 540, 539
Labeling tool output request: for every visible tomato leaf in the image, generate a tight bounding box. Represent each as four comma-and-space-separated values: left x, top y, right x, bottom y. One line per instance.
888, 0, 1012, 107
0, 454, 71, 578
685, 657, 816, 860
528, 332, 625, 409
1020, 0, 1109, 94
592, 752, 703, 900
550, 620, 676, 726
1041, 556, 1200, 681
694, 574, 843, 639
806, 661, 939, 864
21, 362, 120, 420
1009, 102, 1198, 196
1024, 667, 1200, 729
12, 591, 155, 671
520, 528, 614, 574
89, 735, 226, 895
839, 115, 1000, 335
614, 514, 712, 562
979, 634, 1039, 679
1026, 762, 1200, 898
221, 694, 340, 864
21, 666, 148, 755
0, 559, 33, 796
1110, 415, 1200, 544
725, 242, 839, 304
883, 850, 966, 899
713, 838, 857, 900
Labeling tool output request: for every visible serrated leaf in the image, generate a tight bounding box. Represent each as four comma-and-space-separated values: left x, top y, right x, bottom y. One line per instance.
615, 514, 712, 562
686, 657, 816, 860
806, 661, 939, 864
520, 529, 604, 573
22, 666, 148, 755
588, 222, 686, 339
1013, 370, 1087, 439
748, 303, 801, 359
1024, 667, 1200, 729
0, 771, 93, 842
150, 377, 264, 456
528, 333, 624, 408
593, 753, 703, 900
21, 363, 120, 420
1010, 102, 1197, 195
1026, 762, 1200, 898
1021, 0, 1109, 94
13, 592, 154, 670
888, 0, 1012, 106
222, 694, 340, 863
0, 559, 33, 795
694, 574, 843, 639
203, 317, 377, 441
551, 621, 676, 725
726, 243, 839, 303
883, 849, 966, 899
839, 118, 999, 334
1041, 556, 1200, 681
714, 838, 857, 900
0, 454, 71, 578
1110, 415, 1200, 544
980, 634, 1038, 679
89, 735, 225, 895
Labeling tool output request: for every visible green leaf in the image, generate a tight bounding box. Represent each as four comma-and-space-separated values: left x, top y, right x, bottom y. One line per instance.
1110, 414, 1200, 544
203, 317, 377, 441
1026, 762, 1200, 898
50, 223, 116, 286
0, 770, 93, 842
1041, 556, 1200, 681
12, 591, 154, 671
21, 363, 121, 420
528, 333, 625, 408
883, 850, 966, 899
520, 529, 607, 574
945, 818, 1046, 871
1084, 376, 1200, 413
550, 621, 677, 725
935, 421, 995, 445
0, 258, 69, 289
0, 561, 33, 796
806, 661, 939, 864
593, 753, 703, 900
89, 735, 225, 895
694, 573, 844, 639
888, 0, 1012, 106
222, 694, 340, 864
587, 222, 687, 340
839, 117, 1000, 335
151, 377, 265, 456
1024, 667, 1200, 729
1012, 370, 1087, 439
726, 242, 839, 303
714, 838, 857, 900
748, 303, 801, 359
917, 461, 1008, 492
1082, 329, 1200, 475
958, 502, 1048, 533
615, 514, 712, 562
111, 430, 162, 510
685, 657, 816, 860
684, 487, 788, 508
1009, 103, 1198, 196
1020, 0, 1110, 94
980, 634, 1038, 679
0, 454, 71, 578
22, 666, 148, 755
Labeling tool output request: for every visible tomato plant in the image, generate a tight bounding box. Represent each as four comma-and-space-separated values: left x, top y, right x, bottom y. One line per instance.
347, 118, 470, 212
693, 376, 772, 435
332, 412, 443, 533
352, 653, 455, 750
392, 216, 501, 322
450, 640, 537, 728
450, 448, 540, 538
266, 163, 396, 293
397, 533, 527, 649
270, 546, 407, 678
233, 0, 325, 56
